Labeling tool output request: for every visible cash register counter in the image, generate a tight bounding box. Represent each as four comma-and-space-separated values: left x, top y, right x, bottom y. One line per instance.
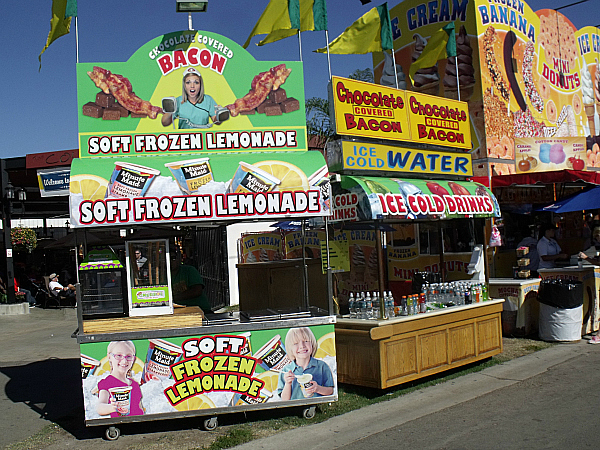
538, 265, 600, 335
488, 278, 541, 336
335, 300, 503, 389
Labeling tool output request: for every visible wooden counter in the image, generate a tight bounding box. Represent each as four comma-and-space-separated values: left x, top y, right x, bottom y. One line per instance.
335, 300, 503, 389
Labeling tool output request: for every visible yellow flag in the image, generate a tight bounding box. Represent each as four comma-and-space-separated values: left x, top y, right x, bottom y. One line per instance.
315, 4, 392, 54
39, 0, 73, 70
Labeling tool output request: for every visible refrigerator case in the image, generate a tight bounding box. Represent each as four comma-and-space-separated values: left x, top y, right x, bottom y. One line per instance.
79, 246, 128, 317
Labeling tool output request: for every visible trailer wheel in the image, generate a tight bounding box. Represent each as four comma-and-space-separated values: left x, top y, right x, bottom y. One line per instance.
203, 416, 218, 431
302, 406, 316, 420
105, 426, 120, 441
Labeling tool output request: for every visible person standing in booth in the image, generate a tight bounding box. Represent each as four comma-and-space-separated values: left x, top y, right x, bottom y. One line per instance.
537, 224, 568, 270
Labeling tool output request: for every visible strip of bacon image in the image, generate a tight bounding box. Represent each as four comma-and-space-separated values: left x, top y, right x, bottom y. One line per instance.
227, 64, 292, 116
87, 66, 162, 119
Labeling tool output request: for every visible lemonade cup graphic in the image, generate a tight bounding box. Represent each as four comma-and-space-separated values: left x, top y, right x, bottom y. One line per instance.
165, 158, 214, 194
107, 162, 160, 198
80, 354, 100, 379
228, 162, 280, 194
108, 386, 133, 416
296, 373, 313, 398
141, 339, 183, 384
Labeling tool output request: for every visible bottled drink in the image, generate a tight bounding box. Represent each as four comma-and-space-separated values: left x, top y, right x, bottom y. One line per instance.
482, 284, 489, 302
401, 296, 408, 316
365, 292, 373, 319
358, 296, 366, 319
386, 299, 395, 318
464, 286, 471, 305
348, 293, 355, 318
372, 291, 379, 318
419, 293, 427, 313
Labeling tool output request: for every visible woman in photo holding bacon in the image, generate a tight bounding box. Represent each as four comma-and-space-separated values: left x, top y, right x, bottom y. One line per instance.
161, 67, 223, 129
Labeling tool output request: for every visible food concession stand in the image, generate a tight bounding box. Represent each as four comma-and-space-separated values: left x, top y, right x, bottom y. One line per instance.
323, 76, 504, 389
72, 30, 337, 440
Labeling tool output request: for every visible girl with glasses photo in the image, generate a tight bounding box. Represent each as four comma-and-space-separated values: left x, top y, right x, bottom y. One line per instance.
96, 341, 145, 417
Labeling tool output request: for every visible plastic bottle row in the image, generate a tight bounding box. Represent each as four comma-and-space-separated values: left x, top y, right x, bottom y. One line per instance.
346, 282, 490, 320
347, 291, 395, 319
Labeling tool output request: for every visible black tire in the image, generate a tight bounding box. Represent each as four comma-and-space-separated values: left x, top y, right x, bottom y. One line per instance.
105, 426, 120, 441
203, 416, 218, 431
302, 406, 316, 420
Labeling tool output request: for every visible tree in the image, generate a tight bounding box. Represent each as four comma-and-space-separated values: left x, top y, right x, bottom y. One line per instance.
306, 68, 374, 150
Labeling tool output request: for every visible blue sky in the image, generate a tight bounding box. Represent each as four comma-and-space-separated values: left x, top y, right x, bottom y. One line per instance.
0, 0, 596, 159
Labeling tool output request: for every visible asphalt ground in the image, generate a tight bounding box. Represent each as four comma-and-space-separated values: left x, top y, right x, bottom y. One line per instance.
1, 307, 596, 450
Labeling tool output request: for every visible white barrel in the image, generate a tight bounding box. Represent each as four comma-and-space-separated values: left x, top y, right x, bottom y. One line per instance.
538, 303, 583, 342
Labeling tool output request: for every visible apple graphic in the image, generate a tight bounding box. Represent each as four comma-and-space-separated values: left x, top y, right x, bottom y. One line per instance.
572, 157, 585, 170
539, 143, 551, 163
426, 182, 450, 196
518, 158, 531, 172
448, 181, 471, 195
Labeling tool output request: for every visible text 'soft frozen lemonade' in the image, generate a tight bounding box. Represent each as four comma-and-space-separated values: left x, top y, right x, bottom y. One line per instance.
80, 354, 100, 379
107, 162, 160, 198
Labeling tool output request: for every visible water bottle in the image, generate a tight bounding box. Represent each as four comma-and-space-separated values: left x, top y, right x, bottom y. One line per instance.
348, 293, 356, 318
388, 291, 395, 317
358, 296, 366, 319
372, 291, 379, 318
365, 292, 373, 319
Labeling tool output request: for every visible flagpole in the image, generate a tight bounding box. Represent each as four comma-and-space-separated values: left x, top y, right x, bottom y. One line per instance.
391, 50, 399, 90
454, 56, 460, 101
298, 30, 303, 62
325, 30, 332, 81
75, 16, 79, 63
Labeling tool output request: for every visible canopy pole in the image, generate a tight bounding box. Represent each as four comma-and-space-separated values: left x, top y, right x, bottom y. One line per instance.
325, 216, 335, 315
301, 219, 309, 310
375, 221, 387, 319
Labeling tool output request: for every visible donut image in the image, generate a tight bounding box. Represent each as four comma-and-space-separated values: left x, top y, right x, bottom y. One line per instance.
500, 136, 514, 159
572, 93, 582, 115
546, 99, 557, 122
539, 77, 550, 100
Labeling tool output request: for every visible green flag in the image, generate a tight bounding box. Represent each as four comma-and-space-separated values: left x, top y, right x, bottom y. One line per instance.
39, 0, 77, 70
244, 0, 328, 49
314, 3, 392, 54
409, 22, 456, 86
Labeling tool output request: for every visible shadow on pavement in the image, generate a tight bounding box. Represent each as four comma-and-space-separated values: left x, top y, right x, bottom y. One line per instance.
0, 358, 99, 439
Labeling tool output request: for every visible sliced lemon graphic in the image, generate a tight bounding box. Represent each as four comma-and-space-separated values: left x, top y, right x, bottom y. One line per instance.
314, 332, 336, 359
95, 356, 145, 377
70, 174, 109, 200
254, 161, 309, 191
255, 370, 280, 393
173, 393, 216, 411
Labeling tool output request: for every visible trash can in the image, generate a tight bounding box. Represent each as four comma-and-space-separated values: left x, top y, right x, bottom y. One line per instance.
537, 279, 583, 342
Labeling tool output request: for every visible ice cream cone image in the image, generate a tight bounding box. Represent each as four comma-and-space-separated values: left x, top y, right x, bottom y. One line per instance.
352, 245, 366, 282
366, 249, 379, 282
411, 33, 440, 96
443, 26, 476, 102
444, 84, 475, 101
582, 61, 597, 136
586, 104, 596, 136
594, 58, 600, 120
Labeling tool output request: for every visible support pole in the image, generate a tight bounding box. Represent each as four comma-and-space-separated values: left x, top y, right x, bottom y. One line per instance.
375, 221, 387, 319
1, 159, 15, 304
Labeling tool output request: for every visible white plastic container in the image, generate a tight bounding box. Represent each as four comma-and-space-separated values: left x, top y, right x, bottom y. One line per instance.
538, 303, 583, 342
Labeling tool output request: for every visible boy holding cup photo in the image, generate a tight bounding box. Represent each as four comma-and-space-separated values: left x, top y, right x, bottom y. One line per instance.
277, 327, 334, 401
